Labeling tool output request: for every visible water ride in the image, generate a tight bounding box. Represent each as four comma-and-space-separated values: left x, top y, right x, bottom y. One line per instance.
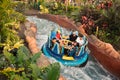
42, 29, 89, 66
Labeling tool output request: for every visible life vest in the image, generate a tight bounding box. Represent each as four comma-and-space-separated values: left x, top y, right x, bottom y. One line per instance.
56, 33, 61, 40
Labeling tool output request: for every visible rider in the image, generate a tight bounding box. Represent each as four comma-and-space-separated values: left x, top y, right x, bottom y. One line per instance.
56, 30, 62, 40
64, 31, 78, 56
50, 38, 57, 49
69, 31, 78, 42
76, 34, 84, 46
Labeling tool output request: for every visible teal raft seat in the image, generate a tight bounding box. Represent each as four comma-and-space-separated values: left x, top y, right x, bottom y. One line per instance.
52, 43, 60, 54
42, 30, 89, 67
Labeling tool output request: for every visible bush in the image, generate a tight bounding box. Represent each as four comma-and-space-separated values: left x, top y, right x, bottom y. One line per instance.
0, 46, 60, 80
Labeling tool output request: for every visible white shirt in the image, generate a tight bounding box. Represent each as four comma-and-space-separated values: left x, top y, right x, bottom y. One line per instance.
76, 37, 84, 45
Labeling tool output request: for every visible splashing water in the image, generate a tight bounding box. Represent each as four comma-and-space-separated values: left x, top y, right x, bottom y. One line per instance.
27, 16, 118, 80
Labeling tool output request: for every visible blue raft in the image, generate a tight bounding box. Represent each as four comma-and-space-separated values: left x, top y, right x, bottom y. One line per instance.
42, 30, 89, 66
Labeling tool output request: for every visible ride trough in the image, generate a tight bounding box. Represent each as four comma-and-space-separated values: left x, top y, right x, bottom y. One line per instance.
42, 30, 89, 67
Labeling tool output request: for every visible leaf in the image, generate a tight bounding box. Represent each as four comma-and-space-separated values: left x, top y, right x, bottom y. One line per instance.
4, 51, 16, 64
16, 46, 31, 67
17, 46, 31, 57
47, 63, 60, 80
71, 11, 79, 16
30, 64, 41, 79
30, 52, 41, 64
10, 74, 24, 80
22, 72, 29, 80
41, 63, 60, 80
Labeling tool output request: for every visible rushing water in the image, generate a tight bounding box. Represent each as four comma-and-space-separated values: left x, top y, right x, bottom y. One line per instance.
27, 16, 118, 80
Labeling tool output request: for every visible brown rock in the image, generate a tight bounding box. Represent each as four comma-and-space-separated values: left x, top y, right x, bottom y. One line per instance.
59, 75, 66, 80
30, 26, 37, 33
30, 23, 37, 33
24, 21, 51, 67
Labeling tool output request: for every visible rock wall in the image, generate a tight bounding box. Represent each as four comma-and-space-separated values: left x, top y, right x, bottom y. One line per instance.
24, 21, 51, 67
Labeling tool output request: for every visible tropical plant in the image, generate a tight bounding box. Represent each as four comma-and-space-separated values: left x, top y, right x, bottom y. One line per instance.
14, 1, 28, 13
38, 1, 80, 21
39, 4, 49, 14
0, 46, 60, 80
95, 0, 120, 50
0, 0, 61, 80
0, 0, 25, 52
78, 0, 120, 50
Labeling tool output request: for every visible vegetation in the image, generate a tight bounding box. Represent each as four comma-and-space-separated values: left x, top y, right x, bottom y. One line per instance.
97, 0, 120, 50
77, 0, 120, 50
14, 1, 28, 13
1, 0, 119, 79
0, 0, 60, 80
0, 46, 60, 80
32, 0, 80, 21
0, 0, 25, 52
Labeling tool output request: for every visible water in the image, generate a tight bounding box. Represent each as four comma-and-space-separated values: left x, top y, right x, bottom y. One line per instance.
27, 16, 118, 80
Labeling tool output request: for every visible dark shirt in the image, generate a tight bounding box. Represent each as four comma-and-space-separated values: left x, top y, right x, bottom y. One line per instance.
69, 34, 78, 42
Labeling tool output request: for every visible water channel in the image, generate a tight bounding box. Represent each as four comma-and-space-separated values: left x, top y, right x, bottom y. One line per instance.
27, 16, 118, 80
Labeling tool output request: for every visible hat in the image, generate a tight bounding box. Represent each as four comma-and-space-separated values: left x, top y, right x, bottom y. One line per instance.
73, 31, 76, 34
57, 30, 61, 33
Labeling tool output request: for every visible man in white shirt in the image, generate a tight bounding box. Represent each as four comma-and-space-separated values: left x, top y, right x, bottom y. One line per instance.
76, 36, 84, 46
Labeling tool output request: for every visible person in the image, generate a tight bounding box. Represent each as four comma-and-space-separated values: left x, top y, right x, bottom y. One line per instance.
69, 31, 78, 42
56, 30, 62, 40
67, 41, 78, 56
76, 35, 84, 46
50, 38, 57, 49
50, 38, 61, 54
63, 31, 78, 56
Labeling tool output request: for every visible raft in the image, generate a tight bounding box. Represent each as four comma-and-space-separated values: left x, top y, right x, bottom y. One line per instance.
42, 30, 89, 66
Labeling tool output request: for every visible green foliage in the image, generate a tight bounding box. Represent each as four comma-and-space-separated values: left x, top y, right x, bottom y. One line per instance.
30, 52, 41, 64
0, 0, 25, 52
97, 30, 110, 42
0, 46, 36, 79
39, 5, 49, 14
0, 46, 60, 80
38, 1, 80, 22
77, 0, 120, 50
30, 64, 40, 79
40, 63, 60, 80
14, 1, 28, 13
46, 63, 60, 80
0, 54, 10, 69
96, 0, 120, 50
4, 51, 16, 64
17, 46, 31, 57
0, 0, 61, 80
10, 75, 24, 80
33, 0, 45, 10
16, 46, 31, 67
